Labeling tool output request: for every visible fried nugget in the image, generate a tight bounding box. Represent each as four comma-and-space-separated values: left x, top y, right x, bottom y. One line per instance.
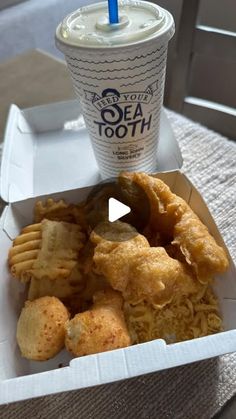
9, 220, 85, 283
119, 172, 229, 282
65, 289, 131, 357
91, 221, 199, 308
17, 296, 69, 361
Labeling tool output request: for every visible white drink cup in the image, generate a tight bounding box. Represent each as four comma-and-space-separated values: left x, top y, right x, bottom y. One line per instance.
56, 1, 174, 178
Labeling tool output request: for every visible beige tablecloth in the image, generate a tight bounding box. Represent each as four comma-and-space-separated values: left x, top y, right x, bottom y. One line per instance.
0, 110, 236, 419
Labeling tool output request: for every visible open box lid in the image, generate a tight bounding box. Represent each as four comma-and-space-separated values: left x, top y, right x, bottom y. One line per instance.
1, 100, 183, 204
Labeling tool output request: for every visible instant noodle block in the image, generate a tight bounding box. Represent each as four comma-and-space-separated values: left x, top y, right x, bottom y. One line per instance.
0, 101, 235, 404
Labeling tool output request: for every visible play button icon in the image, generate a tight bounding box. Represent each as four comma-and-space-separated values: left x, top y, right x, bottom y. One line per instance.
108, 198, 131, 222
85, 176, 150, 242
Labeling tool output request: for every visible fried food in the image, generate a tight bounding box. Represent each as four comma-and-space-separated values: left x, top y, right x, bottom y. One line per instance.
65, 289, 131, 356
125, 284, 222, 344
91, 221, 149, 292
9, 219, 85, 283
85, 184, 114, 230
80, 271, 109, 302
119, 172, 229, 282
17, 296, 69, 361
28, 269, 84, 301
123, 247, 200, 308
91, 221, 200, 308
11, 171, 229, 361
34, 198, 87, 231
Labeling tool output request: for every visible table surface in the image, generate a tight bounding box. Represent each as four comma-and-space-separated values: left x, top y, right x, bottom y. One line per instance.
0, 49, 236, 419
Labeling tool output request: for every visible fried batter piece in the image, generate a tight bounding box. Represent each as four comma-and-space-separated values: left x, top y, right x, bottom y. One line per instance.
124, 247, 200, 307
17, 296, 69, 361
9, 219, 85, 282
65, 289, 131, 356
91, 221, 149, 292
119, 172, 229, 282
91, 221, 199, 308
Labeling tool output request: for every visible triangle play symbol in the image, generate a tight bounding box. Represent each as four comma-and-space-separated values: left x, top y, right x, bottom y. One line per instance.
108, 198, 131, 223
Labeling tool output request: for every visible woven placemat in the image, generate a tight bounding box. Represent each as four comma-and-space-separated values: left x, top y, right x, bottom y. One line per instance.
1, 111, 236, 419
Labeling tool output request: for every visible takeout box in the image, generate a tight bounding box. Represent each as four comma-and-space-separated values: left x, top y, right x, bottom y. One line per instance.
0, 100, 235, 405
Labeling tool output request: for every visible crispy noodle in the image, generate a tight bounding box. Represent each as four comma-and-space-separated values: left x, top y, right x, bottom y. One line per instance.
124, 284, 222, 344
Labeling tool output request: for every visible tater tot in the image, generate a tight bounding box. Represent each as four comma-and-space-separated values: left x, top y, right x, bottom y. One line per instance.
65, 290, 131, 357
17, 296, 69, 361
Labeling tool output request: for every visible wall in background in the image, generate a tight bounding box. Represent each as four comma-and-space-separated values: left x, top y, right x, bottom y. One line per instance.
199, 0, 236, 32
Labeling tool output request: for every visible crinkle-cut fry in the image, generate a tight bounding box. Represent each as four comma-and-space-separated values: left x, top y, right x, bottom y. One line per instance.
9, 219, 85, 282
9, 249, 39, 266
34, 199, 68, 222
34, 198, 87, 230
9, 239, 41, 257
9, 224, 42, 282
28, 270, 85, 301
21, 223, 42, 234
119, 172, 229, 281
14, 231, 41, 245
11, 260, 36, 279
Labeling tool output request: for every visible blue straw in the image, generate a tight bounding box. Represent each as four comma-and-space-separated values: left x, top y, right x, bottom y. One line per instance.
108, 0, 119, 24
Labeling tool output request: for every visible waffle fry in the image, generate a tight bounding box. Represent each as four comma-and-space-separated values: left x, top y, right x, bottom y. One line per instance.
28, 269, 85, 301
9, 219, 85, 282
34, 198, 87, 231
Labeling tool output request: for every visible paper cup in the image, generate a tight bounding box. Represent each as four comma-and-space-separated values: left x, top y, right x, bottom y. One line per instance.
56, 1, 175, 178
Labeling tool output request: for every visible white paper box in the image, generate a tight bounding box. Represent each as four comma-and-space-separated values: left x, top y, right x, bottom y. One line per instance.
0, 99, 182, 203
0, 101, 235, 405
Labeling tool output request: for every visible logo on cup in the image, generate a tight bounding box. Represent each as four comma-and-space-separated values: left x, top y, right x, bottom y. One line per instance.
84, 82, 158, 143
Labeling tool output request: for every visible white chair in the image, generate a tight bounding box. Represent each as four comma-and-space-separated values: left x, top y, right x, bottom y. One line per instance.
164, 0, 236, 139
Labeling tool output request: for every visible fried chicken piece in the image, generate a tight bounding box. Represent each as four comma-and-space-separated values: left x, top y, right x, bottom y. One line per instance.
124, 247, 199, 307
9, 220, 85, 283
119, 172, 229, 282
91, 221, 200, 308
91, 221, 149, 292
17, 296, 69, 361
65, 289, 131, 356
